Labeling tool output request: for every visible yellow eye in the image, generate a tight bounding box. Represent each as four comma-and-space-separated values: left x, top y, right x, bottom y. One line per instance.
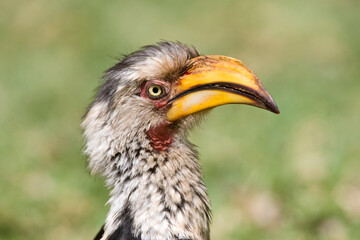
148, 85, 163, 97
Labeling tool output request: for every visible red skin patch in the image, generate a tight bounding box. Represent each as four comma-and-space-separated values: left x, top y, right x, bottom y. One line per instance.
146, 121, 174, 151
141, 80, 174, 151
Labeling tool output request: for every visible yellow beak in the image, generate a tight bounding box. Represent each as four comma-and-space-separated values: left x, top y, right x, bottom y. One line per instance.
166, 55, 279, 121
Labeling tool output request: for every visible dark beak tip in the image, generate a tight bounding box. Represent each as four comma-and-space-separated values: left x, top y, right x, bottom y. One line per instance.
269, 103, 280, 114
258, 86, 280, 114
263, 97, 279, 114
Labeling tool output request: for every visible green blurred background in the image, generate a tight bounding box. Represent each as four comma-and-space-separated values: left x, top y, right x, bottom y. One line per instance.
1, 0, 360, 239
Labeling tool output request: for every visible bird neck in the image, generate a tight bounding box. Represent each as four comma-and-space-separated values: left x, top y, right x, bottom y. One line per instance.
102, 136, 211, 240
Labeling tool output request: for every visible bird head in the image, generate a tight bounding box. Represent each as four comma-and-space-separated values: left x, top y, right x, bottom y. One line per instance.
82, 41, 279, 176
82, 41, 280, 240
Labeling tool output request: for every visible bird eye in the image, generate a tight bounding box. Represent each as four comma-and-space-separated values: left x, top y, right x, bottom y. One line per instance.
147, 84, 165, 99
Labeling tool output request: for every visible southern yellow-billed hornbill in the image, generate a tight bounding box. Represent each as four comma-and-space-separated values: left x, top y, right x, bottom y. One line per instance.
82, 41, 279, 240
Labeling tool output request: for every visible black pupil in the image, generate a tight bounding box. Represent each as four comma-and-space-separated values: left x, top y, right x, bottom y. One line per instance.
153, 87, 159, 94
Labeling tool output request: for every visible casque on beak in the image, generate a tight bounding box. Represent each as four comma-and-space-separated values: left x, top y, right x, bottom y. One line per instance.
167, 55, 279, 121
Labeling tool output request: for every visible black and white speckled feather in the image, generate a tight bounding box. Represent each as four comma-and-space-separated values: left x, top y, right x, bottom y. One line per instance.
82, 42, 211, 240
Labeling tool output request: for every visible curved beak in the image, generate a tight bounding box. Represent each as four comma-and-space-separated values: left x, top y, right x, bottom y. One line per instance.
166, 55, 280, 121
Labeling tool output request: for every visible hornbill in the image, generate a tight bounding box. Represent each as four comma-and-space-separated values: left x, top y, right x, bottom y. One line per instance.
82, 41, 279, 240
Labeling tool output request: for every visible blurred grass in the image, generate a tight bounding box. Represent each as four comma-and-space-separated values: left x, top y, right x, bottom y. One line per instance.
1, 0, 360, 239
